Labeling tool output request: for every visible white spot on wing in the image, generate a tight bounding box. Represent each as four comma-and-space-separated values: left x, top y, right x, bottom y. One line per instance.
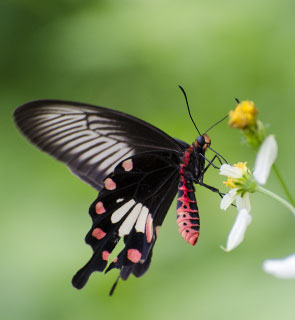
135, 206, 149, 233
118, 203, 143, 237
111, 199, 136, 223
116, 198, 124, 203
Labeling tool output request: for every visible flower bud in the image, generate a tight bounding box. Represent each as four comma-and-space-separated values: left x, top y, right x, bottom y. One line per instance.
229, 101, 258, 129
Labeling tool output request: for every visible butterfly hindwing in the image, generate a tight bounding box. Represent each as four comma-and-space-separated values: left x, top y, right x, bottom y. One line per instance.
14, 100, 185, 190
72, 151, 180, 289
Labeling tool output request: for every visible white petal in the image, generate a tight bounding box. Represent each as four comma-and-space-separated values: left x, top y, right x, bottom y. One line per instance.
253, 135, 278, 185
263, 254, 295, 278
220, 164, 243, 178
236, 193, 251, 212
225, 209, 252, 251
220, 189, 238, 210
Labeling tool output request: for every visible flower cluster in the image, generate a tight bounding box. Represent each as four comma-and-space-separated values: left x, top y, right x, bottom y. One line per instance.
228, 100, 266, 148
220, 100, 295, 278
229, 100, 257, 129
220, 136, 277, 251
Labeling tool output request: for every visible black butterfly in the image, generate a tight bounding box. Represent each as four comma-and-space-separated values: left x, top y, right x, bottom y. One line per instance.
14, 88, 227, 294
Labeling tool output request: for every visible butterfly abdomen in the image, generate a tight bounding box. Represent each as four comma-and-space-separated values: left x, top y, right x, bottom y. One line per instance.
176, 147, 200, 246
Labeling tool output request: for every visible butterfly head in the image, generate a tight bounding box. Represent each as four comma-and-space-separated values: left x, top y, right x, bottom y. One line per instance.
195, 134, 211, 151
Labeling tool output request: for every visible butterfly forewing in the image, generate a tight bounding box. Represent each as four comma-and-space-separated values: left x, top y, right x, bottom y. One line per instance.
72, 151, 180, 289
14, 100, 185, 190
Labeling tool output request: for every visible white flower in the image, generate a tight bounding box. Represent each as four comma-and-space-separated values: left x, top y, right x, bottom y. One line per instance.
225, 209, 252, 251
263, 254, 295, 278
220, 135, 278, 251
253, 135, 278, 185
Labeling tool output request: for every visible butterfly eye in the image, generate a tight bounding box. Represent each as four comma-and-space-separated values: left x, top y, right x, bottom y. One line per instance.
197, 135, 205, 146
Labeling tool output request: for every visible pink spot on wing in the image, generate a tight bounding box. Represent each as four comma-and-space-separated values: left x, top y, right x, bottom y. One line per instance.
102, 251, 110, 261
95, 201, 106, 215
145, 213, 153, 243
127, 249, 142, 263
92, 228, 106, 240
113, 257, 118, 263
104, 178, 116, 190
122, 159, 133, 171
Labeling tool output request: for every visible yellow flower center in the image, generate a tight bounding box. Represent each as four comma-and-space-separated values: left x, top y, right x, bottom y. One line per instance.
223, 162, 249, 189
229, 101, 258, 129
223, 177, 236, 189
234, 162, 248, 172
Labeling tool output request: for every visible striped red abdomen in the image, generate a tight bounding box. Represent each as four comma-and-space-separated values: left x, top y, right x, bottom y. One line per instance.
177, 145, 200, 246
176, 176, 200, 246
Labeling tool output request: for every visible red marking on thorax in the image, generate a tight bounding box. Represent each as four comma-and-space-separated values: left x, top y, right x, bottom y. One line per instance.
179, 146, 193, 175
183, 146, 193, 166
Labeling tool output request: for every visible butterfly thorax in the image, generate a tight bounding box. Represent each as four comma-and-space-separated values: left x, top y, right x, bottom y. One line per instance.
180, 133, 211, 182
176, 134, 211, 246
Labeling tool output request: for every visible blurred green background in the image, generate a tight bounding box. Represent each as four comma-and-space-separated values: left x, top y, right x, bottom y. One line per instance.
1, 1, 294, 319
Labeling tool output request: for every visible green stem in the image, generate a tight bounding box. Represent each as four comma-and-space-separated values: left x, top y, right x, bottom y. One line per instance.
272, 164, 295, 207
257, 186, 295, 216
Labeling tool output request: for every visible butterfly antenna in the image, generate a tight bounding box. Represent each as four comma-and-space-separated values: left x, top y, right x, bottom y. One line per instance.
205, 96, 239, 134
109, 275, 120, 296
178, 85, 201, 135
208, 146, 228, 164
204, 114, 228, 134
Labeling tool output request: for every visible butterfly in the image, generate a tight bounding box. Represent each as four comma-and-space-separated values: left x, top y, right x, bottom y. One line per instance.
14, 87, 227, 295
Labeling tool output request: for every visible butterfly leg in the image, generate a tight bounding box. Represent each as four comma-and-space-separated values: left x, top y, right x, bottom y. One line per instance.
199, 154, 222, 170
199, 182, 237, 208
199, 153, 226, 184
198, 181, 225, 199
200, 154, 221, 178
